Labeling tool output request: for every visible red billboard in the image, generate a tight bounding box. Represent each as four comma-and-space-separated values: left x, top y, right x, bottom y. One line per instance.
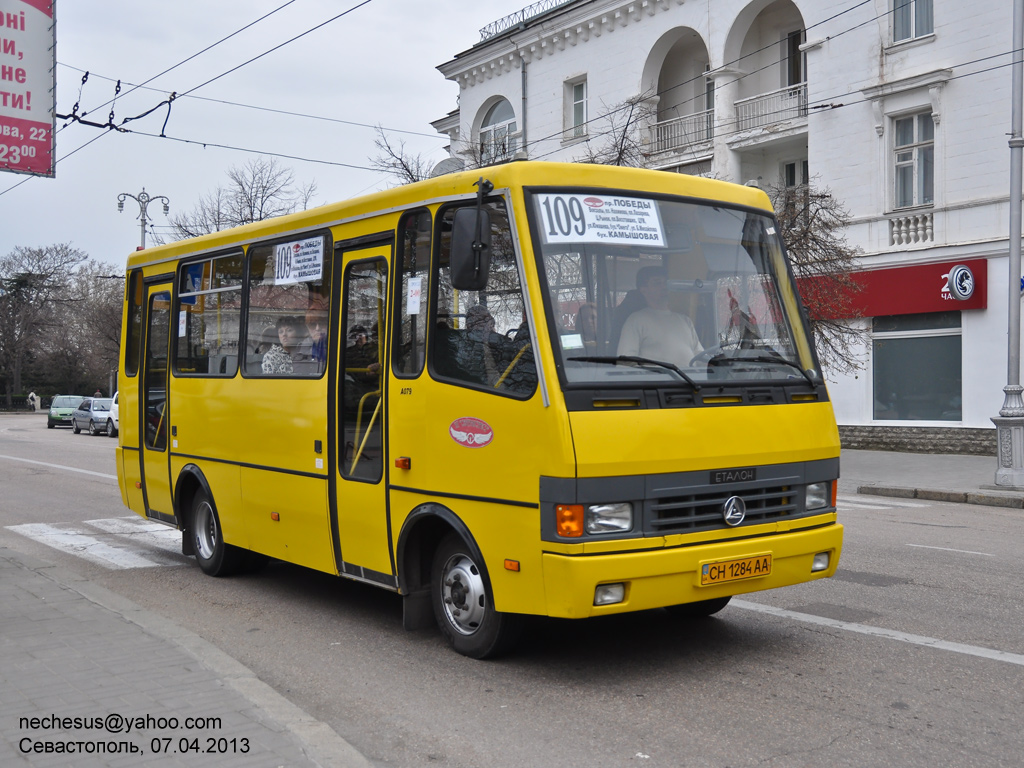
800, 258, 988, 319
0, 0, 55, 177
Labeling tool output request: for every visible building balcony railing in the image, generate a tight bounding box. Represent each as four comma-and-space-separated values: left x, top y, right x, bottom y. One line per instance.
735, 83, 807, 132
650, 109, 714, 154
889, 209, 934, 245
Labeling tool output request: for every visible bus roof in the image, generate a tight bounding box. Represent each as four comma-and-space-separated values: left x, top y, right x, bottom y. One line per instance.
125, 161, 774, 269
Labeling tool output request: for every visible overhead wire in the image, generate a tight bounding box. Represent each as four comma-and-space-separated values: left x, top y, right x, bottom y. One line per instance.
5, 0, 888, 197
56, 64, 445, 140
3, 0, 1014, 201
1, 0, 378, 198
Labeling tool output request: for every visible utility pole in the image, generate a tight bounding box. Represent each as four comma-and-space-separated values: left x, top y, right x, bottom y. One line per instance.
993, 0, 1024, 488
117, 189, 169, 250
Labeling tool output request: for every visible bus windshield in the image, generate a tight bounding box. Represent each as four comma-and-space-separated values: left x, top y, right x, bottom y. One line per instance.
530, 191, 817, 388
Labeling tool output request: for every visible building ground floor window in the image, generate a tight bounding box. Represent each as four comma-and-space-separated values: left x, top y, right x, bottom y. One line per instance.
872, 311, 961, 421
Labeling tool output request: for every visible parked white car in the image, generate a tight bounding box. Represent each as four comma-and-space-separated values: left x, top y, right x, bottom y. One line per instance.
108, 391, 119, 437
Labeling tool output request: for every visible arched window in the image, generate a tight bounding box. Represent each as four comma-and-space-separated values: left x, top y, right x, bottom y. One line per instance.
479, 100, 517, 164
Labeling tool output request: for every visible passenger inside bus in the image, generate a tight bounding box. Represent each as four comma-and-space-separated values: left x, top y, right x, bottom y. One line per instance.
617, 266, 703, 368
457, 305, 505, 385
344, 325, 381, 398
304, 299, 329, 371
576, 303, 598, 352
262, 316, 312, 375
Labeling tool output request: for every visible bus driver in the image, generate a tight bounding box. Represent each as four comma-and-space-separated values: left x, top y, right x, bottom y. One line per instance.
617, 266, 703, 369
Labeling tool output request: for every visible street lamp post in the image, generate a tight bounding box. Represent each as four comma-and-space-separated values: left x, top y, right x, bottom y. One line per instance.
993, 0, 1024, 488
117, 188, 169, 250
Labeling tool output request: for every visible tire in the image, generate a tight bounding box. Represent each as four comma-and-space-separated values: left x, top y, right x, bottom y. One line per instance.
47, 421, 54, 429
106, 419, 116, 437
664, 596, 732, 619
431, 532, 523, 659
72, 420, 81, 434
190, 488, 244, 576
88, 420, 99, 436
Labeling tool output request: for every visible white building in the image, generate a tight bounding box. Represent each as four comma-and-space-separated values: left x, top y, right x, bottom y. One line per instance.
432, 0, 1018, 454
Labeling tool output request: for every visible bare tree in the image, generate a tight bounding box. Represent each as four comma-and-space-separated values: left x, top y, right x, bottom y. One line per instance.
165, 157, 317, 240
371, 126, 432, 186
576, 92, 657, 167
766, 182, 865, 375
0, 243, 87, 405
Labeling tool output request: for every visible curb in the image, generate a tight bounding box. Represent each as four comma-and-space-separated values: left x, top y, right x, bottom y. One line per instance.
857, 485, 1024, 509
6, 549, 373, 768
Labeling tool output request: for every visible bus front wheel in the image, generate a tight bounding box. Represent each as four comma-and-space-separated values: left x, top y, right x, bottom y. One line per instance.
191, 488, 243, 576
431, 533, 522, 659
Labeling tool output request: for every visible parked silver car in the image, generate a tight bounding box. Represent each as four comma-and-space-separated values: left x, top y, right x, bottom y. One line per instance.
70, 398, 114, 436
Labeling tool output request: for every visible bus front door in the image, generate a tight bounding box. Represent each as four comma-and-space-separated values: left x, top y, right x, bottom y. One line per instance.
332, 251, 394, 586
140, 285, 174, 523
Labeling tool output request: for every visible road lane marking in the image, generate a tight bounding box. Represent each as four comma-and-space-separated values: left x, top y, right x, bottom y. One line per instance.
0, 453, 117, 480
7, 519, 185, 569
733, 599, 1024, 667
905, 543, 994, 557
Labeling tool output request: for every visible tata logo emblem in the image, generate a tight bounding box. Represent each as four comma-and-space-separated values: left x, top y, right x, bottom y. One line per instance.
722, 496, 746, 527
945, 264, 975, 301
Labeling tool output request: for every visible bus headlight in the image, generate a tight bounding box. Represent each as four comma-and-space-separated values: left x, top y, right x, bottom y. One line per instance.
806, 482, 832, 511
585, 503, 633, 534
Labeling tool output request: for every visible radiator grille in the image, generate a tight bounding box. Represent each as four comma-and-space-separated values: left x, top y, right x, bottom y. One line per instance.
646, 485, 800, 534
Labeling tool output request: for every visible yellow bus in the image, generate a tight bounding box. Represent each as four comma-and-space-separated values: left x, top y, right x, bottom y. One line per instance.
116, 161, 842, 658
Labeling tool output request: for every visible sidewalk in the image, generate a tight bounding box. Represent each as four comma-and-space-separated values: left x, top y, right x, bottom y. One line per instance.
0, 548, 373, 768
840, 448, 1024, 509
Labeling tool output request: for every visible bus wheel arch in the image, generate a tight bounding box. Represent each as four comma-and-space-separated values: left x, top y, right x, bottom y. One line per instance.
396, 504, 464, 630
396, 503, 523, 658
175, 466, 244, 577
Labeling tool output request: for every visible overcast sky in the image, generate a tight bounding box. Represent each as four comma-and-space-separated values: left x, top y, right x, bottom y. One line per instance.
0, 0, 521, 267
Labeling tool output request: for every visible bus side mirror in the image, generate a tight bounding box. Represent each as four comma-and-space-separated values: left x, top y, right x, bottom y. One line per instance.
450, 207, 491, 291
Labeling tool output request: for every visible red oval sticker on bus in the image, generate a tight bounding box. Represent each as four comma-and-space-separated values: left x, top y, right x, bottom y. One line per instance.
449, 417, 494, 448
584, 197, 604, 208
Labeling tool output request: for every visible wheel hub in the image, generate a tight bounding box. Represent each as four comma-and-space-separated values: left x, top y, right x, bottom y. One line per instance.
193, 500, 217, 560
440, 554, 486, 635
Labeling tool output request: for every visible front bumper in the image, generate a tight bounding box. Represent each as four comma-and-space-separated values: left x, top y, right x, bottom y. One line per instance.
541, 522, 843, 618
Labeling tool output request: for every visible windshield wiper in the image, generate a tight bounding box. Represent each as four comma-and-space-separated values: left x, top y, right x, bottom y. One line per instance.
711, 352, 818, 387
568, 355, 701, 390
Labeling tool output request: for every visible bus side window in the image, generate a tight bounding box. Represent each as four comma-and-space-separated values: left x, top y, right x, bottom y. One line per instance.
429, 200, 537, 397
174, 252, 244, 377
244, 238, 332, 378
125, 270, 144, 376
393, 210, 430, 377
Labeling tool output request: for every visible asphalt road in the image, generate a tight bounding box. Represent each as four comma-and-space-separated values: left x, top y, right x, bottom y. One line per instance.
2, 412, 1023, 767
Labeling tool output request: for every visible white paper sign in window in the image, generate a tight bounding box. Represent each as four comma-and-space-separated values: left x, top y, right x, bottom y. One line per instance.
273, 236, 324, 285
535, 194, 665, 247
407, 276, 423, 315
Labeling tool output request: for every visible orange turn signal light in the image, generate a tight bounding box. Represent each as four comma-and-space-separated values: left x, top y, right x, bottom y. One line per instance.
395, 457, 411, 470
270, 511, 280, 522
504, 559, 520, 572
556, 504, 584, 538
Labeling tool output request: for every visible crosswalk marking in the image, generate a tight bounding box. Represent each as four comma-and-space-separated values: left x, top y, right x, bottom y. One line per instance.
7, 517, 186, 570
838, 494, 929, 510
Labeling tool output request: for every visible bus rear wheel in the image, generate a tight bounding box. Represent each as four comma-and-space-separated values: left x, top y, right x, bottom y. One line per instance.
191, 488, 244, 576
431, 533, 522, 659
665, 596, 732, 619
